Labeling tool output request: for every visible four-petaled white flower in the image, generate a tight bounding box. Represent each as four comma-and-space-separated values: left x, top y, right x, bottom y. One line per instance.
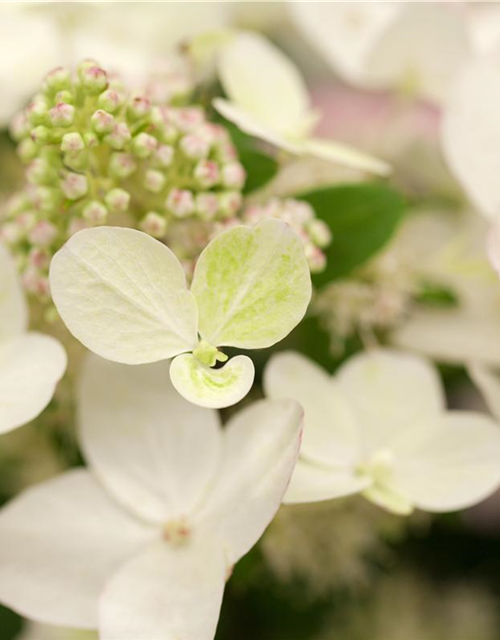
212, 31, 391, 176
49, 219, 311, 409
265, 348, 500, 515
0, 242, 66, 434
0, 355, 303, 640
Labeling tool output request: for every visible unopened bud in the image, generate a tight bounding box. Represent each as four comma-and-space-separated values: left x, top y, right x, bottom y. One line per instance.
144, 169, 166, 193
98, 89, 123, 114
132, 132, 157, 159
196, 193, 219, 221
109, 153, 136, 179
140, 211, 167, 238
153, 144, 174, 168
105, 188, 130, 213
127, 96, 151, 120
28, 248, 51, 270
308, 219, 332, 248
304, 244, 327, 273
27, 96, 49, 126
221, 162, 246, 189
33, 187, 60, 212
194, 160, 220, 188
218, 191, 242, 218
31, 125, 50, 145
10, 112, 30, 141
166, 188, 195, 218
43, 67, 70, 93
61, 132, 85, 154
49, 102, 75, 128
105, 122, 131, 150
79, 62, 108, 94
90, 109, 115, 134
84, 132, 99, 148
61, 173, 88, 200
83, 200, 108, 225
17, 138, 37, 163
28, 220, 58, 246
27, 158, 56, 185
174, 107, 204, 132
180, 133, 209, 159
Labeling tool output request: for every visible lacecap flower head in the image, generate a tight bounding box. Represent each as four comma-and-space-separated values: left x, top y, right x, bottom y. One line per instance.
49, 218, 312, 408
3, 59, 246, 300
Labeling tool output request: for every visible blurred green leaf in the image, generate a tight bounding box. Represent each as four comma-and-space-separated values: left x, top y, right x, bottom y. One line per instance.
299, 183, 406, 287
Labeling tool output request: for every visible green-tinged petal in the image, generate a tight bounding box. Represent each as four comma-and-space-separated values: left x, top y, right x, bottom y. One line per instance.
49, 227, 198, 365
217, 31, 311, 135
302, 137, 391, 176
191, 218, 311, 349
169, 353, 255, 409
0, 242, 27, 340
362, 484, 414, 516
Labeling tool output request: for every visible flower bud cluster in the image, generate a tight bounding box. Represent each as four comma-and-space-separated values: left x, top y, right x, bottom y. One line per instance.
3, 60, 246, 300
243, 198, 332, 273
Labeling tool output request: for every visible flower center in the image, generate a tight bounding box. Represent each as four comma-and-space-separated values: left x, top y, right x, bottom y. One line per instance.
356, 448, 395, 485
192, 339, 228, 367
162, 519, 191, 547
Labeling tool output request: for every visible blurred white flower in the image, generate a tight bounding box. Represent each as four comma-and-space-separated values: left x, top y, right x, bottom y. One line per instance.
0, 242, 66, 434
49, 221, 311, 408
265, 349, 500, 515
0, 355, 302, 639
213, 31, 390, 175
288, 2, 469, 104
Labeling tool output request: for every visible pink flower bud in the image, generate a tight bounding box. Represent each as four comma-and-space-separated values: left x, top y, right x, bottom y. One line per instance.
28, 248, 50, 270
0, 222, 23, 245
140, 212, 167, 238
144, 170, 166, 193
153, 144, 174, 168
194, 160, 220, 188
79, 62, 108, 94
82, 200, 108, 225
90, 109, 115, 134
109, 153, 136, 179
22, 267, 50, 297
166, 188, 195, 218
43, 66, 70, 93
98, 89, 123, 114
132, 132, 158, 159
105, 188, 130, 213
304, 244, 327, 273
28, 220, 58, 246
174, 107, 204, 132
105, 123, 131, 150
180, 134, 210, 160
221, 162, 246, 189
61, 173, 88, 200
127, 96, 151, 120
61, 132, 85, 154
49, 103, 75, 127
218, 191, 242, 218
196, 193, 219, 221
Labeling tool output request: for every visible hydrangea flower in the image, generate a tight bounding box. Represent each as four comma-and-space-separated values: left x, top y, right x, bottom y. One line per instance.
49, 219, 311, 408
0, 242, 66, 434
265, 349, 500, 515
212, 31, 391, 175
0, 355, 303, 639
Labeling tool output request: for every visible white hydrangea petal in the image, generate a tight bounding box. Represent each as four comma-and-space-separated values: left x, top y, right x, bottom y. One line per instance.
169, 353, 254, 409
337, 349, 445, 454
0, 333, 67, 434
391, 413, 500, 512
469, 363, 500, 421
79, 355, 222, 523
392, 306, 500, 368
0, 241, 27, 340
302, 137, 391, 176
99, 538, 226, 640
0, 470, 154, 629
442, 55, 500, 219
264, 351, 360, 467
284, 460, 370, 505
49, 227, 198, 365
217, 31, 310, 135
197, 398, 303, 564
191, 219, 311, 349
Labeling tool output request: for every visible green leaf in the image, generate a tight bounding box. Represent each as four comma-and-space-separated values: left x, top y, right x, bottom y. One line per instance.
221, 120, 278, 194
298, 183, 406, 286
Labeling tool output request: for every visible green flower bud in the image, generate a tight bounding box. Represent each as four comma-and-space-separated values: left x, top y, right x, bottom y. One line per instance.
131, 132, 157, 159
109, 153, 137, 179
144, 169, 166, 194
97, 89, 124, 114
54, 89, 75, 105
127, 96, 150, 120
61, 173, 88, 200
27, 158, 56, 185
17, 138, 37, 163
83, 200, 108, 225
105, 122, 131, 150
30, 125, 50, 146
84, 132, 99, 148
10, 112, 30, 142
49, 103, 75, 128
78, 60, 108, 94
33, 186, 60, 212
105, 188, 130, 213
90, 109, 115, 134
27, 96, 49, 126
152, 144, 174, 168
140, 211, 167, 238
42, 67, 71, 94
61, 132, 85, 154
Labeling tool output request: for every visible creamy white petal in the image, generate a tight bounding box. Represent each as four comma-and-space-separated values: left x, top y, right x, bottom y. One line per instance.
99, 538, 226, 640
284, 460, 370, 505
191, 219, 311, 349
169, 353, 255, 409
391, 413, 500, 512
217, 31, 310, 135
198, 398, 303, 564
0, 241, 27, 340
0, 470, 154, 628
469, 363, 500, 421
49, 227, 198, 365
264, 351, 359, 467
302, 137, 391, 176
361, 484, 414, 516
442, 54, 500, 219
0, 333, 66, 434
79, 355, 222, 523
337, 349, 445, 454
